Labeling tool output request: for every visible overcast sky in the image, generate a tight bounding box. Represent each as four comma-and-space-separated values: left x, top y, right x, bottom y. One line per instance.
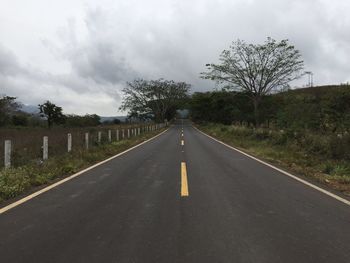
1, 0, 349, 116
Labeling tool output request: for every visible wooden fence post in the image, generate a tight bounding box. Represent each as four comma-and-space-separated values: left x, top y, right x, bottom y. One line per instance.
4, 140, 11, 169
116, 130, 119, 141
43, 136, 48, 160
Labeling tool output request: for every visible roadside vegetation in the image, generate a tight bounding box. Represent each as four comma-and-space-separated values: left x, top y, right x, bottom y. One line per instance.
0, 77, 189, 203
198, 123, 350, 195
120, 78, 191, 122
191, 85, 350, 194
0, 128, 165, 203
194, 37, 350, 195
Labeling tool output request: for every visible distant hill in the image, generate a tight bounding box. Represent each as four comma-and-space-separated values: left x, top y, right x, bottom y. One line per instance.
286, 84, 350, 95
22, 104, 39, 114
21, 105, 127, 122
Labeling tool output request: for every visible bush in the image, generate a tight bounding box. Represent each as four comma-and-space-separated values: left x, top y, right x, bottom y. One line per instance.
329, 135, 350, 160
254, 129, 270, 140
0, 168, 31, 199
0, 127, 164, 202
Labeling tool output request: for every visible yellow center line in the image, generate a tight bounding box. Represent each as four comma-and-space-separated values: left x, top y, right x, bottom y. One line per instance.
181, 140, 184, 146
181, 162, 189, 197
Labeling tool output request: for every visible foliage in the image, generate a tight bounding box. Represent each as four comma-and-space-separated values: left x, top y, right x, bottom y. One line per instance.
11, 113, 29, 126
201, 38, 304, 125
38, 101, 65, 128
102, 118, 121, 125
65, 114, 101, 127
0, 96, 23, 126
190, 85, 350, 133
120, 78, 191, 122
190, 91, 253, 125
0, 127, 165, 202
199, 123, 350, 194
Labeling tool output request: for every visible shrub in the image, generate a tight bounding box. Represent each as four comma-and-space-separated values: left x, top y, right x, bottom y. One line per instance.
0, 168, 31, 199
254, 129, 270, 140
329, 135, 350, 160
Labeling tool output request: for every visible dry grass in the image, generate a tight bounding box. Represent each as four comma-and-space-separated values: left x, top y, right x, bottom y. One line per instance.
198, 123, 350, 196
0, 125, 165, 202
0, 124, 153, 168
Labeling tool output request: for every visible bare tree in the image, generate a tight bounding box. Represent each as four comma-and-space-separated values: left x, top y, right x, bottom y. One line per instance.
201, 37, 304, 125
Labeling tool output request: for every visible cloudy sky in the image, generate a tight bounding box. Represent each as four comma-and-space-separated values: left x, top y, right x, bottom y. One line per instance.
1, 0, 349, 116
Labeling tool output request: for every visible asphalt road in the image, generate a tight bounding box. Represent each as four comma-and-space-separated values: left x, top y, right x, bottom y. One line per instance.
1, 120, 350, 262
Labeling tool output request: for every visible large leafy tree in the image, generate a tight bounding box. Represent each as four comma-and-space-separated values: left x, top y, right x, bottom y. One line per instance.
120, 79, 190, 122
201, 37, 304, 126
0, 96, 22, 126
38, 101, 65, 128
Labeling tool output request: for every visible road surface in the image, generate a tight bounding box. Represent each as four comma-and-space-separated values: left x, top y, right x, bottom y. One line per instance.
1, 120, 350, 262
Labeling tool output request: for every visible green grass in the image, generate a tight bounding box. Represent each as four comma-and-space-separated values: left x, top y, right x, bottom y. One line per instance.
0, 129, 165, 203
198, 123, 350, 195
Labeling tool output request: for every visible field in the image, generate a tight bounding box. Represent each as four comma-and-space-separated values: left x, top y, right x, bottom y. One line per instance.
0, 124, 149, 168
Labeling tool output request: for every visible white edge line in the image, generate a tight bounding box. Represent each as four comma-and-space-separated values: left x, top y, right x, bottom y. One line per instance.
193, 126, 350, 207
0, 128, 169, 215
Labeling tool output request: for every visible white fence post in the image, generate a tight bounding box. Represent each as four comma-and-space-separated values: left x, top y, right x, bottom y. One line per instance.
43, 136, 48, 160
108, 130, 112, 142
98, 131, 102, 143
127, 129, 130, 138
67, 133, 72, 152
85, 132, 89, 150
138, 127, 140, 135
134, 128, 137, 136
116, 129, 119, 141
122, 129, 125, 139
4, 140, 11, 169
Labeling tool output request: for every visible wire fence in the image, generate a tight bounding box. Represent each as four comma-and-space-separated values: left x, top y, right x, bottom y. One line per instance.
1, 123, 166, 168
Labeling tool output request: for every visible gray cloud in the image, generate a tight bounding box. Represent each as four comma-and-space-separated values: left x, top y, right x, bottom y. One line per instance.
1, 0, 350, 115
0, 45, 25, 77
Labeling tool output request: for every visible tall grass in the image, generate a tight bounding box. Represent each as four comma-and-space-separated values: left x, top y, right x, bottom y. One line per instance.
0, 126, 165, 202
0, 124, 146, 168
199, 123, 350, 194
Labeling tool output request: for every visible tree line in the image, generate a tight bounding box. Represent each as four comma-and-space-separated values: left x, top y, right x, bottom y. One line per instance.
0, 97, 115, 128
1, 77, 191, 128
3, 37, 347, 132
189, 85, 350, 132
